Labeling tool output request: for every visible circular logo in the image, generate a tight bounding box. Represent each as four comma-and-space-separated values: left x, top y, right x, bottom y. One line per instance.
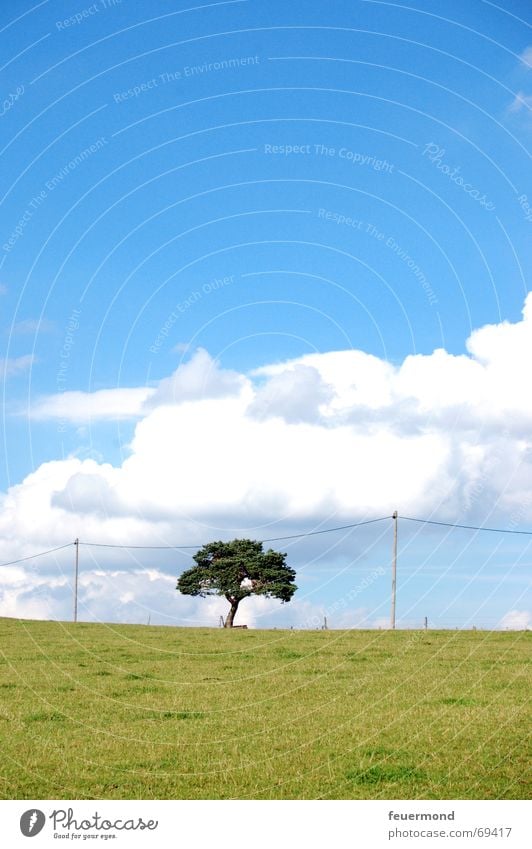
20, 810, 46, 837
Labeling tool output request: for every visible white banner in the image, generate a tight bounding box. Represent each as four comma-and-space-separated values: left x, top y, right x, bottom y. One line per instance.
1, 800, 530, 848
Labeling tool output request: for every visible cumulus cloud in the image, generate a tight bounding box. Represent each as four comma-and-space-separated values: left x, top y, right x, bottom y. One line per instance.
29, 349, 244, 423
249, 364, 334, 423
146, 347, 246, 408
2, 296, 532, 623
14, 295, 532, 528
499, 610, 531, 630
52, 467, 122, 516
0, 564, 70, 620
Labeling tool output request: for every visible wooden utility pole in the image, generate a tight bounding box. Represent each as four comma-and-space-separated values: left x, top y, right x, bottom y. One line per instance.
390, 511, 398, 629
73, 538, 79, 623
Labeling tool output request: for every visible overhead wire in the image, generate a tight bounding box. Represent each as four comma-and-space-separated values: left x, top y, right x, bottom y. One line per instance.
2, 514, 532, 565
78, 515, 391, 549
0, 542, 74, 569
402, 516, 532, 535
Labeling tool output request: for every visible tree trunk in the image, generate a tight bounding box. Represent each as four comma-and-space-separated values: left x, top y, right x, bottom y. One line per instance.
224, 598, 240, 628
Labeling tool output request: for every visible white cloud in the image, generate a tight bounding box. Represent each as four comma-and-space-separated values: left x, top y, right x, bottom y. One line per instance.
2, 296, 532, 623
499, 610, 531, 630
0, 354, 34, 378
29, 349, 244, 423
146, 347, 247, 408
519, 46, 532, 69
0, 562, 329, 628
249, 364, 334, 423
30, 387, 154, 422
52, 466, 122, 516
508, 91, 532, 113
500, 610, 532, 631
0, 563, 70, 620
11, 318, 55, 335
371, 617, 390, 630
13, 294, 532, 528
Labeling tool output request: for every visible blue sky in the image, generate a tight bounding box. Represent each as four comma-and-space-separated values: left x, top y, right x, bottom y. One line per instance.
1, 0, 531, 629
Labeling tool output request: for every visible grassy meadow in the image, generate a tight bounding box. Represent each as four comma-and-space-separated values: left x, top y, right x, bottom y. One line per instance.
0, 617, 530, 799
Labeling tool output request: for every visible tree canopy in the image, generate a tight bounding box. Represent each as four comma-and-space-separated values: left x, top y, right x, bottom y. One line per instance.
176, 538, 297, 627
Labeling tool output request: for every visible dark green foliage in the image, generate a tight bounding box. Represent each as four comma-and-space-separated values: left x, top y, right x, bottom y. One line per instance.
177, 538, 297, 626
346, 765, 425, 784
25, 712, 65, 723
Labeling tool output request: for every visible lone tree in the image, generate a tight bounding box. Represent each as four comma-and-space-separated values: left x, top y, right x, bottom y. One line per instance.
177, 538, 297, 627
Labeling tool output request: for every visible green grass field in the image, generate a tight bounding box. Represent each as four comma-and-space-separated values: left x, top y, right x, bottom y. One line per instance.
0, 618, 530, 800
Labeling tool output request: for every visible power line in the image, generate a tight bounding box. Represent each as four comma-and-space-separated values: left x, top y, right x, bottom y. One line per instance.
79, 541, 198, 550
260, 515, 390, 543
402, 516, 532, 536
0, 542, 74, 569
3, 514, 532, 568
78, 515, 391, 550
